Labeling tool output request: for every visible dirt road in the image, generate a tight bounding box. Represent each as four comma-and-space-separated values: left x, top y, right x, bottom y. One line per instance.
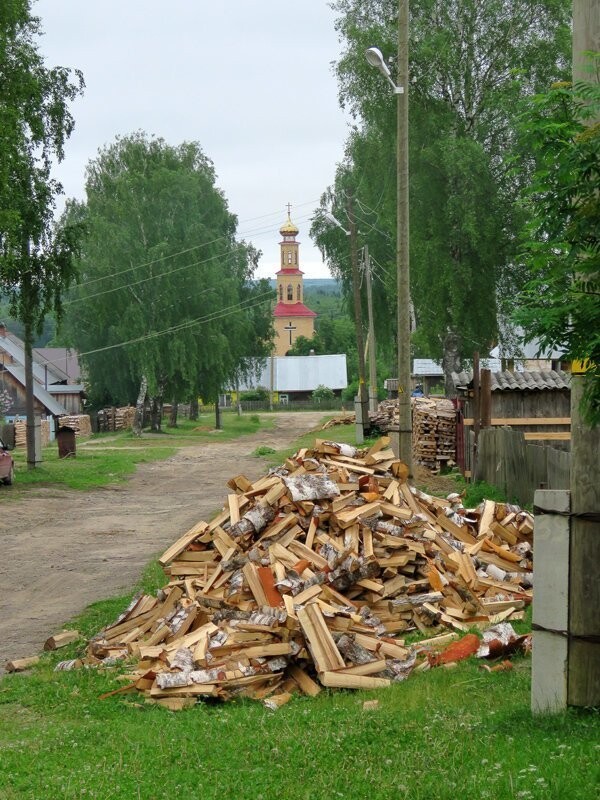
0, 412, 327, 668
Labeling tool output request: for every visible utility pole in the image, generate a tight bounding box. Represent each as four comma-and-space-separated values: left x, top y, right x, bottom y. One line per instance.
568, 0, 600, 707
396, 0, 412, 473
347, 192, 369, 444
363, 245, 379, 412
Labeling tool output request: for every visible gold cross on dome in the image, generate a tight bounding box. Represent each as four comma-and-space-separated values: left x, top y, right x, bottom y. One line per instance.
286, 202, 292, 216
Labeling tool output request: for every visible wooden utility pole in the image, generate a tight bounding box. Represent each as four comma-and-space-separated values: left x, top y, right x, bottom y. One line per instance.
568, 0, 600, 707
347, 192, 369, 444
396, 0, 412, 472
363, 245, 379, 412
480, 369, 492, 429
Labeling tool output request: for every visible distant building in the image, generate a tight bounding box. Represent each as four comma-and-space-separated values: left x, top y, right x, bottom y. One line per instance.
0, 323, 85, 418
229, 353, 348, 404
272, 208, 317, 355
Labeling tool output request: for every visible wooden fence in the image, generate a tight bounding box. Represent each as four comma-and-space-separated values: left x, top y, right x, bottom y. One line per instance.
474, 427, 570, 506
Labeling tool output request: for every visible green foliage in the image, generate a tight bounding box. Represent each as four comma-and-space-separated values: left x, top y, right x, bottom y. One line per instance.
59, 134, 274, 410
514, 69, 600, 425
252, 445, 276, 457
287, 334, 323, 356
240, 388, 268, 401
0, 1, 85, 344
311, 384, 336, 402
314, 0, 571, 378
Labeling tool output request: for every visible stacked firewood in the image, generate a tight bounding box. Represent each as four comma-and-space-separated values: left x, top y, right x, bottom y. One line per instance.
412, 398, 456, 472
76, 437, 533, 709
58, 415, 92, 437
13, 419, 50, 448
96, 406, 136, 432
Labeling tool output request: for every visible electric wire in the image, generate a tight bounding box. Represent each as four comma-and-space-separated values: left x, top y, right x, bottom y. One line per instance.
72, 290, 274, 360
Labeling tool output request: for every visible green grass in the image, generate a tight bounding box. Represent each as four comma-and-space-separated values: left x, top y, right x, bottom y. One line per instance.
0, 586, 597, 800
1, 420, 598, 798
6, 412, 273, 492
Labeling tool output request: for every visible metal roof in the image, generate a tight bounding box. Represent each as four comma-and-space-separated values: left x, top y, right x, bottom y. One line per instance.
237, 354, 347, 392
0, 333, 65, 385
4, 363, 68, 415
452, 369, 571, 392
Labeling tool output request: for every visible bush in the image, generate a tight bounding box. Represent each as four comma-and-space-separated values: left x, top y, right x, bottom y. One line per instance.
241, 388, 268, 402
311, 385, 335, 403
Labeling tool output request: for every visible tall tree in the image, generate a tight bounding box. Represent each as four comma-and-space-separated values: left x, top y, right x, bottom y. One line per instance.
315, 0, 570, 387
0, 0, 84, 464
60, 134, 273, 427
514, 73, 600, 424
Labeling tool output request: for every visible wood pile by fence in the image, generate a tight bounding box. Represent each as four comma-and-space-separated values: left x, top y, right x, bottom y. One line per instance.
14, 419, 50, 449
411, 398, 456, 472
96, 406, 136, 433
327, 397, 457, 472
58, 415, 92, 437
68, 436, 533, 709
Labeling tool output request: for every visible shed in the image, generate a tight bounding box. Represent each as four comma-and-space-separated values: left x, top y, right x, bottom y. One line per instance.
452, 369, 571, 447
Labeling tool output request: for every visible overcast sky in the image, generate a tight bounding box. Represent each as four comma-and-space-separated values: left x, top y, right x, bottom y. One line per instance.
34, 0, 351, 279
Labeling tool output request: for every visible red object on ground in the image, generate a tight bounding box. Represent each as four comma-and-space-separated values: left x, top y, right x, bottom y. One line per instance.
429, 633, 480, 666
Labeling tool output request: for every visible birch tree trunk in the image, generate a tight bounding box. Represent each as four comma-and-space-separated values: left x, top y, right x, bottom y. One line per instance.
132, 375, 147, 437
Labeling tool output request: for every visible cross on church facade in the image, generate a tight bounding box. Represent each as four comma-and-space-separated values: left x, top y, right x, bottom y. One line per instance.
283, 321, 297, 345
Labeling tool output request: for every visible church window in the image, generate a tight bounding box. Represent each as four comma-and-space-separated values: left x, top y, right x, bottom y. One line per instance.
288, 251, 292, 264
279, 285, 283, 301
287, 284, 293, 301
294, 251, 297, 264
296, 284, 301, 301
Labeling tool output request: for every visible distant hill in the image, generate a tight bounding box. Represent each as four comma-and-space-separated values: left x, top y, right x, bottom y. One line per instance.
268, 278, 340, 294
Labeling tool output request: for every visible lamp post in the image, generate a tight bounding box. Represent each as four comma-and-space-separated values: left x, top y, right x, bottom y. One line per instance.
365, 0, 412, 473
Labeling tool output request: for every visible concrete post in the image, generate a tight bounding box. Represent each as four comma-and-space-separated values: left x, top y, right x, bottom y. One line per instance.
531, 489, 570, 713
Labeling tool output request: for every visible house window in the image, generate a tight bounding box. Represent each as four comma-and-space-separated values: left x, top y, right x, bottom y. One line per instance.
287, 284, 293, 300
296, 285, 301, 301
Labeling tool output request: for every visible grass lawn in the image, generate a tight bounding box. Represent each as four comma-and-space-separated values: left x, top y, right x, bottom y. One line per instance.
2, 416, 596, 799
0, 572, 597, 800
7, 412, 273, 492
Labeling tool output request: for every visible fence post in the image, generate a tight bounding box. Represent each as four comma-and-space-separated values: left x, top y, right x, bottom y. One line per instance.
531, 488, 570, 713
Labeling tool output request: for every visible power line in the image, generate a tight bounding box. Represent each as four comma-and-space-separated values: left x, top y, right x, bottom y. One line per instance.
65, 290, 275, 361
70, 206, 318, 290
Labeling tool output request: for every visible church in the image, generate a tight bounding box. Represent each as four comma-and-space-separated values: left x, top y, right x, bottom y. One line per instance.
225, 208, 347, 404
272, 208, 317, 356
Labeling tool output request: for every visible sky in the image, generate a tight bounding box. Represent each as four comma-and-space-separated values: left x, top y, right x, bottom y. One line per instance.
34, 0, 351, 279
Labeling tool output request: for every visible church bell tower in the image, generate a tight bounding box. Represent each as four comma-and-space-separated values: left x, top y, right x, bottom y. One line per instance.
272, 205, 317, 356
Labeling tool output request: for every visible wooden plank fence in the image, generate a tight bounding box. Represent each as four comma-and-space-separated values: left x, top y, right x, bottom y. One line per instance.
473, 427, 570, 506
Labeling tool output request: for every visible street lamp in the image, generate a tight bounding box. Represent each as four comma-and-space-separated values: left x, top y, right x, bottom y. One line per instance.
364, 48, 404, 94
365, 0, 412, 473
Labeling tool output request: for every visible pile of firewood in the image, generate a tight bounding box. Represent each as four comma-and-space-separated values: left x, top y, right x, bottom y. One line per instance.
412, 398, 456, 472
73, 437, 533, 709
13, 419, 50, 448
96, 406, 136, 432
58, 414, 92, 437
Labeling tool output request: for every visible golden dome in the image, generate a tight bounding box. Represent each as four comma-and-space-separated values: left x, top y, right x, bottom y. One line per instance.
279, 211, 299, 236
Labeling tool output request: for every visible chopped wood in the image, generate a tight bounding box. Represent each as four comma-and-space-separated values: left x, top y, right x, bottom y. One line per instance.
68, 435, 534, 707
44, 630, 80, 651
5, 655, 40, 672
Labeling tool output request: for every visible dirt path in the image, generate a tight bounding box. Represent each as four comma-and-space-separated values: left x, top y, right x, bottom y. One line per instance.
0, 412, 327, 669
